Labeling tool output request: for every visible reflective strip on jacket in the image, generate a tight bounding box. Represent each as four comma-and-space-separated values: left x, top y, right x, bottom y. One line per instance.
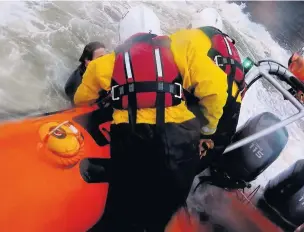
74, 29, 228, 135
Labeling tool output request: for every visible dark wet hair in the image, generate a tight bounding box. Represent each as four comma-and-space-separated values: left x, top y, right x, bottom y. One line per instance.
79, 41, 105, 63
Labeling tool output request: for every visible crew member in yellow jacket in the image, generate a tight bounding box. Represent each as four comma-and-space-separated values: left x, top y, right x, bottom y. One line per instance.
187, 8, 246, 172
74, 6, 228, 232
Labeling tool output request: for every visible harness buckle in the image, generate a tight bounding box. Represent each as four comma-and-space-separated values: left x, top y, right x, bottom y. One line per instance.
111, 85, 120, 101
214, 55, 224, 67
174, 83, 182, 99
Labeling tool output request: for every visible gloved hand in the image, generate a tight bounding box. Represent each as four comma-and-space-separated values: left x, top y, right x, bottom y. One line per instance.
199, 137, 214, 158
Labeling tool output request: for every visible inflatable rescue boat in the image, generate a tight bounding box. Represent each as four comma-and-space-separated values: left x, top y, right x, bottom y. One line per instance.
1, 4, 304, 232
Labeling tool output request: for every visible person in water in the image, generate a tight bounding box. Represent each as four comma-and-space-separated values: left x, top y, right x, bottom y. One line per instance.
74, 5, 228, 232
288, 48, 304, 104
186, 8, 246, 172
64, 41, 106, 104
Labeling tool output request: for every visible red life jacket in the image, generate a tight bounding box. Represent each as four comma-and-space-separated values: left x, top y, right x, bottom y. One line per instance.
111, 33, 183, 127
199, 27, 245, 98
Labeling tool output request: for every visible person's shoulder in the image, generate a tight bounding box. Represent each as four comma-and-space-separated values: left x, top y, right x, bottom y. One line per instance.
170, 28, 204, 39
172, 28, 212, 54
175, 28, 211, 40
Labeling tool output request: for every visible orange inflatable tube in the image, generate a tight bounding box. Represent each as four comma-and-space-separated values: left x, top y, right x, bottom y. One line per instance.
0, 103, 112, 232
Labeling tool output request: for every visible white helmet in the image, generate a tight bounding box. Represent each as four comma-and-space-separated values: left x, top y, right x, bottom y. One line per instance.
189, 7, 223, 32
119, 5, 162, 43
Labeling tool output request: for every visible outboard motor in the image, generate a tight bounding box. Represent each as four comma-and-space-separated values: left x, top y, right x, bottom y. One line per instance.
257, 159, 304, 230
217, 112, 289, 184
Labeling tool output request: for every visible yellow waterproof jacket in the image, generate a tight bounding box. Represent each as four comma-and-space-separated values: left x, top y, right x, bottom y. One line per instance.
74, 29, 228, 135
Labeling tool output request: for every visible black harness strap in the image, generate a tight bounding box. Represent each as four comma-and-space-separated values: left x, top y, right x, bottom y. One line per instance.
112, 82, 182, 98
208, 48, 243, 72
124, 52, 137, 130
156, 87, 165, 130
152, 40, 165, 130
208, 48, 244, 96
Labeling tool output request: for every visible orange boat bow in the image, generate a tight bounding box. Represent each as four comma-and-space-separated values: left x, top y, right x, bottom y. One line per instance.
0, 104, 112, 232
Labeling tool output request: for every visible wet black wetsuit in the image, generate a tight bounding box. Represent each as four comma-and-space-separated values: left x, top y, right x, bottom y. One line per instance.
64, 64, 86, 104
65, 65, 106, 104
